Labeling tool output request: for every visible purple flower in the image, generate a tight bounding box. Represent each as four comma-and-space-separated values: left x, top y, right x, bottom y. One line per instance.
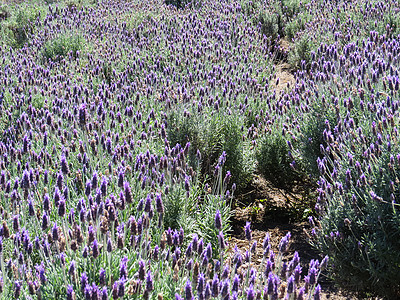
60, 156, 69, 174
245, 222, 252, 241
185, 279, 193, 300
287, 275, 295, 294
267, 272, 276, 295
79, 103, 87, 125
314, 284, 321, 300
185, 242, 193, 258
58, 198, 66, 217
56, 172, 63, 190
68, 261, 76, 277
85, 180, 91, 196
175, 294, 183, 300
215, 210, 222, 230
42, 213, 49, 230
67, 284, 75, 300
81, 272, 88, 293
52, 222, 59, 241
232, 274, 240, 293
14, 281, 21, 298
278, 232, 291, 253
205, 282, 211, 299
118, 278, 125, 297
92, 239, 99, 258
223, 171, 231, 185
294, 264, 302, 284
221, 279, 229, 297
112, 282, 119, 299
101, 287, 108, 300
308, 266, 318, 286
144, 195, 152, 213
21, 169, 30, 190
138, 259, 145, 281
120, 256, 128, 279
36, 263, 46, 284
197, 238, 204, 255
184, 176, 190, 192
82, 246, 89, 258
107, 237, 113, 253
146, 270, 154, 292
155, 193, 164, 214
246, 284, 255, 300
205, 243, 212, 259
211, 274, 219, 297
13, 215, 19, 232
124, 181, 133, 203
99, 268, 106, 286
91, 172, 98, 189
84, 284, 92, 300
218, 231, 226, 249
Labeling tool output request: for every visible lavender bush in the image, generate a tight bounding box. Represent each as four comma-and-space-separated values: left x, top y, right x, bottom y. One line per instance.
4, 0, 400, 297
0, 0, 329, 298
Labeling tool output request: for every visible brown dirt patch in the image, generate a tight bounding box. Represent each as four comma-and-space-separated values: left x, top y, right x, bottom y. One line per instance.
275, 63, 295, 95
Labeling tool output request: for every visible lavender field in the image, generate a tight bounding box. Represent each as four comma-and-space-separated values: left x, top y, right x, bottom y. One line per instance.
0, 0, 400, 298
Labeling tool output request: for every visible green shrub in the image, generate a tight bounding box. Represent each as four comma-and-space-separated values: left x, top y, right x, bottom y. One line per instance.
298, 111, 335, 178
167, 110, 252, 190
0, 6, 10, 22
258, 11, 283, 43
288, 33, 315, 68
164, 0, 192, 9
1, 4, 43, 48
311, 152, 400, 297
307, 90, 400, 297
42, 33, 84, 61
285, 17, 305, 40
256, 133, 302, 188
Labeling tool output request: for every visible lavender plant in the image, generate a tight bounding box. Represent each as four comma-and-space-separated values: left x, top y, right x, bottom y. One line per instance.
8, 0, 400, 297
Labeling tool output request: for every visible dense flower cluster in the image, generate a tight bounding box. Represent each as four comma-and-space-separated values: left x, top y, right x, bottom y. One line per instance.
0, 0, 328, 298
2, 0, 399, 297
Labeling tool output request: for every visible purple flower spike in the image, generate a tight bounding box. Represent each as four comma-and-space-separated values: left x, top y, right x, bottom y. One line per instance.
13, 215, 19, 232
155, 193, 164, 214
67, 284, 75, 300
247, 284, 255, 300
146, 270, 154, 292
218, 231, 226, 249
314, 284, 321, 300
215, 209, 222, 230
245, 222, 252, 241
84, 284, 92, 300
118, 278, 125, 298
99, 268, 106, 286
101, 287, 108, 300
52, 222, 59, 241
92, 239, 99, 259
287, 275, 295, 294
185, 279, 193, 300
278, 232, 291, 253
14, 281, 21, 298
80, 272, 88, 293
175, 294, 183, 300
